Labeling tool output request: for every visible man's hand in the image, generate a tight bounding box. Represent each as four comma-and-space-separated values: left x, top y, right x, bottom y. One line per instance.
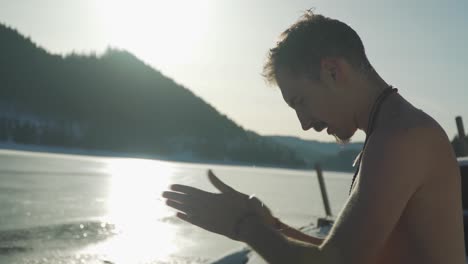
161, 169, 274, 241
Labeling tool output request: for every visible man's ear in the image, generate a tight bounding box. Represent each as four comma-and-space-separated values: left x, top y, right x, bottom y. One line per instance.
319, 57, 343, 92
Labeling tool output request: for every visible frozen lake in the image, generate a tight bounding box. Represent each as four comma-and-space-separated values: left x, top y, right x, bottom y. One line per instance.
0, 149, 352, 264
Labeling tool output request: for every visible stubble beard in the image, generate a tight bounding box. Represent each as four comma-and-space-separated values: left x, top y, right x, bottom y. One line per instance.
334, 134, 351, 145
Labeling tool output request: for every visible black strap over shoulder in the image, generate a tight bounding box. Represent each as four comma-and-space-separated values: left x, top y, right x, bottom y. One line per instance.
349, 86, 398, 195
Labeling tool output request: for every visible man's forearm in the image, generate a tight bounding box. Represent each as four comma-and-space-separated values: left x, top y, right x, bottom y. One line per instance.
239, 216, 334, 264
278, 221, 325, 246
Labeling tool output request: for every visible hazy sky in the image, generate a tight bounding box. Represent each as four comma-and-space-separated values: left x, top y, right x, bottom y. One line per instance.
1, 0, 467, 142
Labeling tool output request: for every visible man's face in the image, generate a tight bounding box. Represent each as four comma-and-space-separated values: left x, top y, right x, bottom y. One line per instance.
276, 69, 357, 143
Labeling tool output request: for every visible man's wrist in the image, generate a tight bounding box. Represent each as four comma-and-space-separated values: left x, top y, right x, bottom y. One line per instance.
233, 212, 258, 240
236, 213, 271, 242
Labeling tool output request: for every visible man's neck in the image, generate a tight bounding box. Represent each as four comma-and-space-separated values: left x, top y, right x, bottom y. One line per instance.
353, 76, 391, 135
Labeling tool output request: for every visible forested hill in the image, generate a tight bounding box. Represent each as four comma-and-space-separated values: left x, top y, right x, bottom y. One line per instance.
0, 23, 306, 168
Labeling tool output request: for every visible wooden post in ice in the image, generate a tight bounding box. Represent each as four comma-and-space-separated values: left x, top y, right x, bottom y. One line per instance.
456, 116, 468, 157
315, 163, 332, 218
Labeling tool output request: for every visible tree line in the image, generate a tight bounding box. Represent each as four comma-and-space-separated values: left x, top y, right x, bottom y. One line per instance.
0, 23, 306, 168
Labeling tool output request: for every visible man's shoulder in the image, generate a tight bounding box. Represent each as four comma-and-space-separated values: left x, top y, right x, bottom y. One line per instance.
370, 108, 449, 156
355, 111, 449, 196
362, 109, 457, 187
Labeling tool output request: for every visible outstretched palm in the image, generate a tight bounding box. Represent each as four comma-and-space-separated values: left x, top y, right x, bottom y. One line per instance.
162, 170, 274, 241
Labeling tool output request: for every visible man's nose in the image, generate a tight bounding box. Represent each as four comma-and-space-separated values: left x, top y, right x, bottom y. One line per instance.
296, 110, 310, 131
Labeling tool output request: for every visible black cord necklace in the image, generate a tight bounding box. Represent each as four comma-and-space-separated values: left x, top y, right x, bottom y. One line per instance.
349, 86, 398, 195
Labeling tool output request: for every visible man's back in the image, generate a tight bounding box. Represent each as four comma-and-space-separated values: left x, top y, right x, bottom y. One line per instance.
358, 95, 466, 264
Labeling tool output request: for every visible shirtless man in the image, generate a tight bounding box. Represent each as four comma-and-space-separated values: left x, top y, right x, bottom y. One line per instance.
162, 11, 466, 264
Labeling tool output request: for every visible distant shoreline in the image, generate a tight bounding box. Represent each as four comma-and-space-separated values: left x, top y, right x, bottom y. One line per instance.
0, 142, 158, 160
0, 142, 320, 172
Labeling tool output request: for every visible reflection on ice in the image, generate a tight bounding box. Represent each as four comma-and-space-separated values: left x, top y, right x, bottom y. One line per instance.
106, 158, 175, 225
84, 159, 181, 263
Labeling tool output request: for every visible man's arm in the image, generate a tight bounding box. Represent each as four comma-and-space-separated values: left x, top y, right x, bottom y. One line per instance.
163, 126, 433, 264
237, 126, 431, 264
239, 216, 340, 264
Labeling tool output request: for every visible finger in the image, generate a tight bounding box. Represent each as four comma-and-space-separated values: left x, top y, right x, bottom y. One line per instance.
176, 212, 191, 222
208, 169, 236, 194
162, 191, 191, 204
165, 200, 196, 215
176, 212, 203, 228
169, 184, 212, 198
176, 212, 214, 235
176, 212, 198, 223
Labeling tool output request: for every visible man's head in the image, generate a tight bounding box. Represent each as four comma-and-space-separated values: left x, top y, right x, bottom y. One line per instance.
263, 11, 376, 143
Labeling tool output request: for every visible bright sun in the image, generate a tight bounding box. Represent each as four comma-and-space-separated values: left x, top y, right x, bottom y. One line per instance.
95, 0, 212, 64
